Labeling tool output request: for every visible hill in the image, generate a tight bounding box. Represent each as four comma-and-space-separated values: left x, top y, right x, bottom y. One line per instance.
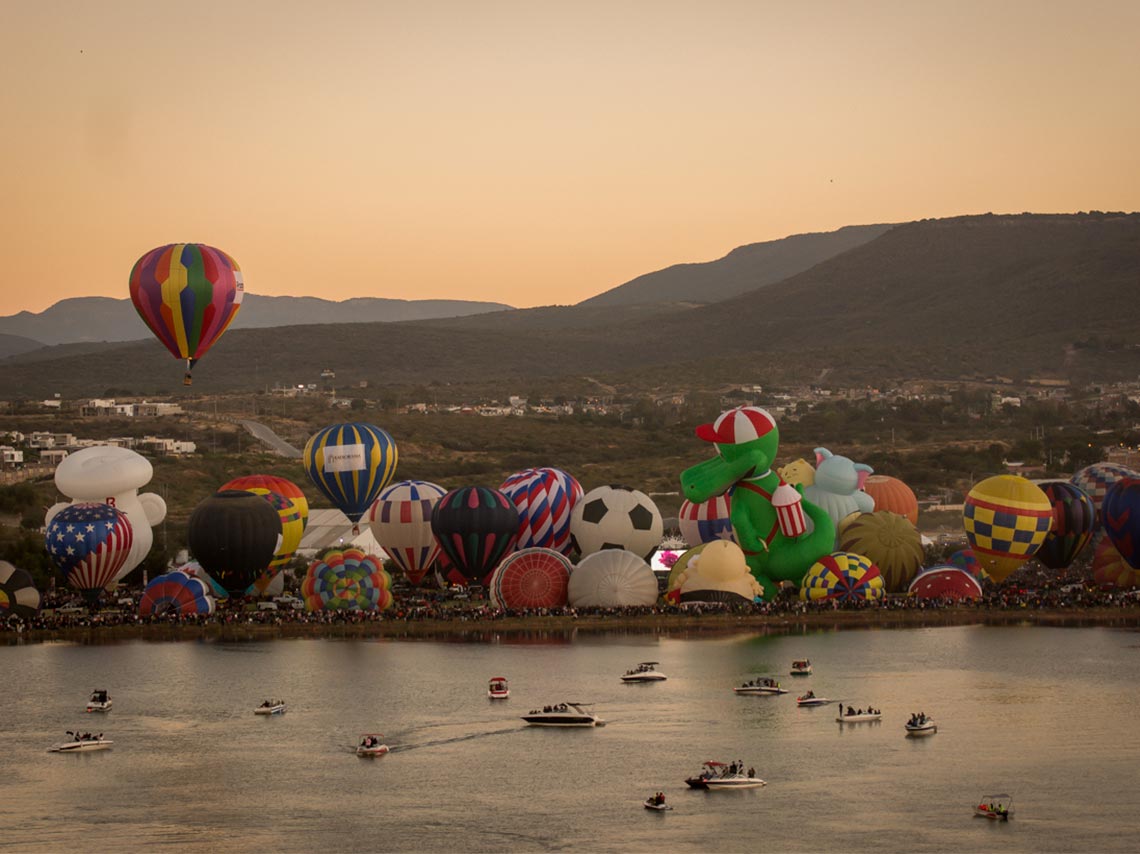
0, 294, 515, 346
0, 333, 44, 359
0, 213, 1136, 397
578, 223, 895, 307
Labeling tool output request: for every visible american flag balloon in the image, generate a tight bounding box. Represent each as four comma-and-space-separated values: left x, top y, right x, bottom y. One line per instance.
678, 495, 735, 546
45, 502, 134, 600
367, 480, 447, 586
499, 467, 583, 555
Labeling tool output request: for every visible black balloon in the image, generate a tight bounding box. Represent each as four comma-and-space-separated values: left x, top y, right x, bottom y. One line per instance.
430, 486, 520, 585
188, 490, 281, 595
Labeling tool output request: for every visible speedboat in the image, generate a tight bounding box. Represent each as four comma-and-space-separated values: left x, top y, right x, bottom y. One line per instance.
621, 661, 667, 682
521, 702, 604, 727
734, 678, 787, 695
837, 709, 882, 723
86, 689, 112, 713
790, 659, 813, 676
356, 734, 389, 757
684, 761, 766, 790
50, 732, 112, 753
254, 700, 286, 715
905, 714, 937, 736
796, 692, 832, 707
974, 794, 1013, 820
644, 798, 673, 811
488, 677, 510, 699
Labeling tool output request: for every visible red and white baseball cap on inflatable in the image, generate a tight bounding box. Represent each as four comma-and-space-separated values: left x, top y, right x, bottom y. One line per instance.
695, 407, 777, 445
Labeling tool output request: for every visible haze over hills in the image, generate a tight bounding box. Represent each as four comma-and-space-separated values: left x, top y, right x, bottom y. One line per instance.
1, 213, 1137, 398
0, 294, 514, 346
0, 333, 44, 359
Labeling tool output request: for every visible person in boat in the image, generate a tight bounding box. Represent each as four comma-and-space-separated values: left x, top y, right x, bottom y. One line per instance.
804, 690, 814, 699
747, 767, 756, 778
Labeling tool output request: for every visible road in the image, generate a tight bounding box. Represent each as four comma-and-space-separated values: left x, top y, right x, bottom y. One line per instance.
238, 419, 302, 458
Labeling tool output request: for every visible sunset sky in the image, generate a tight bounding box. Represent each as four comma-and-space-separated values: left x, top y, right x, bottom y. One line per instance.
2, 0, 1138, 315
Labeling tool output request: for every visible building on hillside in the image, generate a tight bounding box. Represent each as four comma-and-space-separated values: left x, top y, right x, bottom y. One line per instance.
40, 449, 70, 466
0, 446, 24, 467
137, 436, 196, 456
27, 432, 76, 449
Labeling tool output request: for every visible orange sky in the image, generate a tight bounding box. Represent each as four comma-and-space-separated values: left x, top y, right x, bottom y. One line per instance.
2, 0, 1138, 314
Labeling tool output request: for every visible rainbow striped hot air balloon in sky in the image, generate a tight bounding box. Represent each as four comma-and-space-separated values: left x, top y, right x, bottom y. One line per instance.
303, 423, 398, 533
129, 243, 244, 385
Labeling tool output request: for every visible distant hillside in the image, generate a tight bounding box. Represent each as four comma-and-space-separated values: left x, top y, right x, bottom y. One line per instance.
0, 294, 514, 346
0, 213, 1136, 397
579, 224, 895, 307
0, 333, 44, 359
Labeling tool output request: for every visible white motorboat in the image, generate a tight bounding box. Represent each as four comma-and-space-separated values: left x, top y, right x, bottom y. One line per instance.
488, 677, 510, 699
356, 734, 389, 757
836, 707, 882, 723
974, 794, 1013, 820
86, 689, 112, 713
684, 761, 766, 790
521, 702, 604, 727
796, 692, 832, 707
621, 661, 667, 683
733, 679, 787, 695
643, 798, 673, 811
50, 732, 112, 753
905, 715, 937, 736
790, 659, 813, 676
254, 700, 286, 715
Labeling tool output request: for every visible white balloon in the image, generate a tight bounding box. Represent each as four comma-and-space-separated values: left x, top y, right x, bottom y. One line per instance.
567, 550, 659, 608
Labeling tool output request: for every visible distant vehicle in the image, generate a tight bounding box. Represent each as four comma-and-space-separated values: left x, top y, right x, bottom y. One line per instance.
273, 595, 304, 610
256, 601, 279, 611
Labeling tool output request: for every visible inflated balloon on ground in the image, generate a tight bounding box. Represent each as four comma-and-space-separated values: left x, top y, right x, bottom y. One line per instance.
569, 485, 663, 560
499, 467, 582, 555
838, 511, 925, 592
302, 548, 392, 610
45, 502, 134, 606
567, 550, 659, 607
1103, 477, 1140, 569
303, 423, 398, 532
861, 475, 918, 526
963, 475, 1052, 583
0, 560, 40, 620
1034, 480, 1095, 570
800, 552, 884, 602
368, 480, 447, 586
139, 571, 215, 616
670, 540, 762, 604
187, 490, 281, 596
488, 548, 572, 609
677, 495, 734, 547
908, 566, 983, 600
431, 486, 520, 586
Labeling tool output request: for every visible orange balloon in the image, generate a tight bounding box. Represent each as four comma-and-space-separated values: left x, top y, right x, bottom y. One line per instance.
862, 475, 918, 526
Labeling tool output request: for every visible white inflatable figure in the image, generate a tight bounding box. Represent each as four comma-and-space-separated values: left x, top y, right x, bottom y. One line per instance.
45, 446, 167, 583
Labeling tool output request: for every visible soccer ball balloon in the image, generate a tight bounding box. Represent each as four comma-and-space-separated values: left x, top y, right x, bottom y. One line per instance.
569, 485, 663, 561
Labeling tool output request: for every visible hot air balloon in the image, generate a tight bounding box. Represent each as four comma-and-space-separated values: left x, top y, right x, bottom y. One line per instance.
488, 548, 572, 609
908, 566, 983, 600
799, 552, 884, 602
861, 475, 919, 526
1034, 481, 1096, 570
367, 480, 447, 586
499, 467, 583, 555
677, 495, 734, 547
569, 485, 663, 560
0, 560, 41, 620
139, 571, 215, 616
431, 486, 519, 586
567, 550, 659, 608
1091, 538, 1140, 589
303, 423, 398, 533
45, 502, 134, 607
1071, 462, 1138, 548
949, 548, 985, 581
301, 548, 392, 611
187, 490, 281, 596
221, 475, 308, 594
1103, 476, 1140, 569
129, 243, 244, 385
963, 475, 1052, 583
838, 511, 925, 592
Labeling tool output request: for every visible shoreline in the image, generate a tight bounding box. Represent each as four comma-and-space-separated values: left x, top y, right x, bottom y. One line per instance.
7, 606, 1140, 645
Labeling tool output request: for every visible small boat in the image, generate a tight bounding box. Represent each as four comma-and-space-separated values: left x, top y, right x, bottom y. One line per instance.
621, 661, 667, 683
356, 734, 389, 757
790, 659, 813, 676
86, 689, 112, 713
521, 702, 604, 727
643, 798, 673, 811
905, 714, 937, 736
684, 761, 766, 790
974, 794, 1013, 820
796, 692, 832, 707
488, 677, 510, 699
50, 732, 112, 753
254, 700, 287, 715
837, 708, 882, 723
733, 678, 787, 695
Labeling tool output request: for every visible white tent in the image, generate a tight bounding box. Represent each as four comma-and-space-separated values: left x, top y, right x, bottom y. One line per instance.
296, 508, 389, 560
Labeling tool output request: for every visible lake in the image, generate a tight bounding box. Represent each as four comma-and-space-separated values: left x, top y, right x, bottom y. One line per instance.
2, 624, 1138, 853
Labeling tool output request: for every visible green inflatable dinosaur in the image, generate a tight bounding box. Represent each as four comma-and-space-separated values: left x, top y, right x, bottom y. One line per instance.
680, 407, 834, 599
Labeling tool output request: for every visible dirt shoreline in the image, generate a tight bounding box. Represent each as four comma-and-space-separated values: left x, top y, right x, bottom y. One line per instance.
7, 607, 1140, 645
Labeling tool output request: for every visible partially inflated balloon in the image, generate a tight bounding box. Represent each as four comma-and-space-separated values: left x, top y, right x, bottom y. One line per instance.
139, 571, 214, 616
367, 480, 446, 586
800, 552, 884, 602
0, 560, 41, 620
499, 468, 583, 555
1034, 481, 1096, 570
963, 475, 1052, 583
431, 486, 519, 586
129, 243, 243, 385
1091, 538, 1140, 589
301, 548, 392, 611
187, 490, 281, 596
908, 566, 982, 600
838, 511, 924, 592
221, 475, 307, 593
567, 550, 659, 607
304, 423, 398, 531
45, 502, 134, 606
488, 548, 572, 609
1103, 477, 1140, 569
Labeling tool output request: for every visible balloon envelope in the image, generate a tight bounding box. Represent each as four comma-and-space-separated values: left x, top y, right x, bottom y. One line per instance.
45, 502, 134, 605
367, 480, 447, 585
861, 475, 918, 526
838, 511, 924, 592
1034, 481, 1096, 570
431, 486, 519, 585
129, 243, 243, 381
488, 548, 572, 609
678, 495, 734, 547
570, 485, 663, 560
304, 423, 398, 527
301, 548, 392, 611
800, 552, 885, 602
1104, 477, 1140, 569
499, 468, 583, 555
1091, 538, 1140, 589
0, 560, 41, 620
567, 550, 659, 608
963, 475, 1052, 583
139, 571, 215, 616
187, 490, 281, 595
908, 566, 983, 600
221, 477, 307, 572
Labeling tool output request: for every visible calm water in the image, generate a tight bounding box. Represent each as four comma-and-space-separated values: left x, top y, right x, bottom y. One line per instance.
2, 624, 1138, 853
